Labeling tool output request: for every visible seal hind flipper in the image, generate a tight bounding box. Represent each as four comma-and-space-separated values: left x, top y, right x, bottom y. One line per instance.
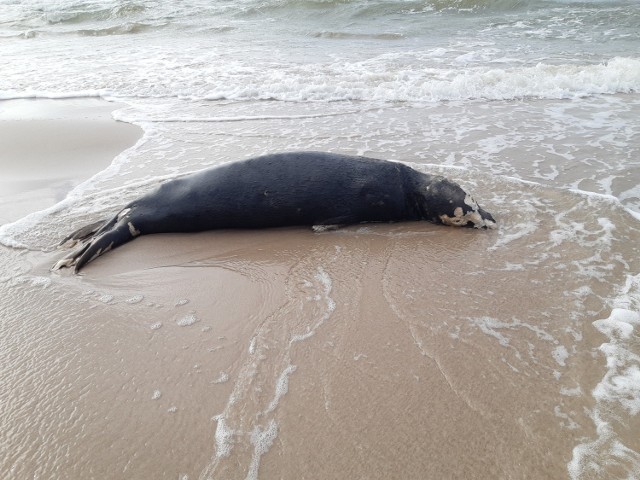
58, 219, 109, 247
53, 217, 137, 273
52, 242, 92, 271
71, 224, 133, 273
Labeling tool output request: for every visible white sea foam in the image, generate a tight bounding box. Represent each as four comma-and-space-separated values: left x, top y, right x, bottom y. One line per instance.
265, 365, 297, 415
67, 57, 640, 102
246, 420, 278, 480
1, 52, 639, 104
560, 386, 582, 397
113, 111, 362, 123
10, 54, 640, 102
213, 415, 234, 459
213, 372, 230, 384
126, 294, 144, 304
592, 309, 640, 416
290, 267, 335, 343
315, 268, 336, 312
176, 313, 198, 327
467, 316, 556, 347
98, 294, 114, 304
552, 345, 569, 367
568, 275, 640, 479
20, 276, 52, 288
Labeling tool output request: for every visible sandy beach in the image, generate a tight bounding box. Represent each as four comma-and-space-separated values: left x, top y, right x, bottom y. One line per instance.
3, 1, 640, 478
2, 98, 639, 479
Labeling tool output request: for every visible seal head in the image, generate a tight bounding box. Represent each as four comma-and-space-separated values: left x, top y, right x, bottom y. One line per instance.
419, 176, 496, 229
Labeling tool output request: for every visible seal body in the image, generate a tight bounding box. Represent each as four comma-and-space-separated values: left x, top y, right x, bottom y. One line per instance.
54, 151, 496, 272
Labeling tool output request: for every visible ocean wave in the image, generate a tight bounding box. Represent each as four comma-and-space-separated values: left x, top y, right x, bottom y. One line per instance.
234, 0, 531, 16
75, 21, 166, 36
197, 56, 640, 103
3, 0, 637, 43
43, 2, 147, 25
1, 0, 609, 37
0, 0, 149, 28
1, 57, 638, 104
311, 31, 405, 40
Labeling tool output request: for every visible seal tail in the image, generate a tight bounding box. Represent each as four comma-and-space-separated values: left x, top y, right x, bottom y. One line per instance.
53, 217, 136, 273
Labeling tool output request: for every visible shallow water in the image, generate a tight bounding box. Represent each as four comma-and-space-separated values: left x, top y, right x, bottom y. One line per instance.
1, 0, 640, 478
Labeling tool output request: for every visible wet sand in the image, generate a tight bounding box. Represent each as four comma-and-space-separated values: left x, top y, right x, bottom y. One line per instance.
0, 98, 142, 224
2, 99, 638, 479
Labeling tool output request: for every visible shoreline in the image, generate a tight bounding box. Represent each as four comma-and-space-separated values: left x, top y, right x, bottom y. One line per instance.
0, 98, 142, 225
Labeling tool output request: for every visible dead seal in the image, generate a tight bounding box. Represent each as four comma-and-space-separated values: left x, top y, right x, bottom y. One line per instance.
54, 151, 496, 272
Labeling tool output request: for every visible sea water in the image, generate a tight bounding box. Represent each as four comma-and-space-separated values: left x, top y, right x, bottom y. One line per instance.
0, 0, 639, 479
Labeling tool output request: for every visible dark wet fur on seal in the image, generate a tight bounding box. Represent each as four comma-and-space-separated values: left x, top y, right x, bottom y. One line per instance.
54, 151, 496, 273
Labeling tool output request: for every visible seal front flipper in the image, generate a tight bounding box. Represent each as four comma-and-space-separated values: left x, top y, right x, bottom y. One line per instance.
311, 215, 354, 232
312, 224, 345, 232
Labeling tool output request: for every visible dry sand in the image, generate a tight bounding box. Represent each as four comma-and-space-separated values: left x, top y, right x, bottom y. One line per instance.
1, 99, 625, 480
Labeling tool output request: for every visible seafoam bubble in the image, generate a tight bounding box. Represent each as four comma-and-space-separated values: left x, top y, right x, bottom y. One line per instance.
552, 345, 569, 367
246, 420, 278, 480
150, 322, 162, 330
592, 311, 640, 416
554, 405, 579, 430
29, 276, 52, 288
175, 299, 189, 307
466, 316, 512, 347
16, 275, 52, 288
152, 390, 161, 400
213, 372, 229, 384
265, 365, 296, 414
98, 294, 114, 304
560, 386, 582, 397
176, 313, 198, 327
213, 415, 234, 458
126, 294, 144, 304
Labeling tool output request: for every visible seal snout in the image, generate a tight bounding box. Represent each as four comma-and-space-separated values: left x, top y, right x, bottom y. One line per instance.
475, 207, 497, 229
462, 208, 496, 230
